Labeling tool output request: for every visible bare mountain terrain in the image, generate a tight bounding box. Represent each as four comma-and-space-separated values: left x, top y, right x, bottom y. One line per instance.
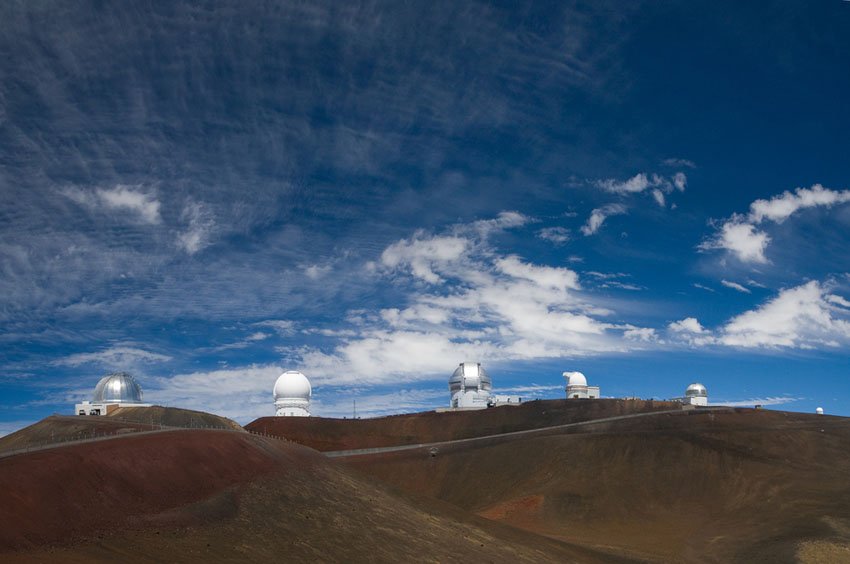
0, 417, 631, 563
3, 403, 850, 562
341, 408, 850, 563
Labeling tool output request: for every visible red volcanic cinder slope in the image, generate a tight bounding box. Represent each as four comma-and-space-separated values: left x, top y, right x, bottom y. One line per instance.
0, 429, 281, 550
0, 418, 632, 563
343, 408, 850, 563
246, 398, 679, 451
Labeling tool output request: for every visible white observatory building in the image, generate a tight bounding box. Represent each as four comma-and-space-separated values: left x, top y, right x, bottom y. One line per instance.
274, 370, 312, 416
563, 371, 600, 399
75, 372, 152, 416
681, 382, 708, 406
449, 362, 493, 409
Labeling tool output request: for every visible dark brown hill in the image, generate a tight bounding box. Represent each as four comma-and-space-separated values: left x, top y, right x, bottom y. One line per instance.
0, 407, 241, 455
0, 425, 631, 563
107, 405, 242, 430
344, 409, 850, 563
247, 398, 680, 451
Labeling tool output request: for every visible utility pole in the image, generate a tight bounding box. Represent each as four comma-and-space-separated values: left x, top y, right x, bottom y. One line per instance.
353, 399, 357, 419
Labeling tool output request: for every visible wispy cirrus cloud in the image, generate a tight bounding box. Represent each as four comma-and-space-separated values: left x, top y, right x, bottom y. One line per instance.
711, 396, 801, 407
595, 171, 687, 208
721, 280, 751, 293
61, 185, 162, 224
54, 345, 172, 368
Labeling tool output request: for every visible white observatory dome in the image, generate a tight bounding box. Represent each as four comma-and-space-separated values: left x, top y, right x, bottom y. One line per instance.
816, 407, 824, 415
274, 370, 312, 417
92, 372, 144, 403
564, 371, 587, 387
685, 382, 708, 398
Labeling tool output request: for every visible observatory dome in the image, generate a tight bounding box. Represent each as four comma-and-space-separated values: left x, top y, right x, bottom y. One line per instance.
449, 362, 492, 393
564, 371, 587, 387
685, 382, 708, 397
274, 371, 312, 400
273, 371, 312, 417
92, 372, 144, 404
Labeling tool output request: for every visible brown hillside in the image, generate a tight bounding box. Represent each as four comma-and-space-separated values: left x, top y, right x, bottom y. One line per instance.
247, 398, 680, 451
0, 426, 634, 563
0, 407, 242, 455
344, 409, 850, 563
0, 415, 154, 454
107, 405, 242, 430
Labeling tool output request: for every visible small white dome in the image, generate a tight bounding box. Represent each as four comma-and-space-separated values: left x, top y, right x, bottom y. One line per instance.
564, 371, 587, 387
273, 371, 312, 401
816, 407, 824, 415
685, 382, 707, 397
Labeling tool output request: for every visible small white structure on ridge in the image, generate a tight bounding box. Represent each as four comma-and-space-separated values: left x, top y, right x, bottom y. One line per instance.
681, 382, 708, 406
816, 407, 824, 415
563, 371, 600, 399
274, 370, 312, 416
75, 372, 152, 416
449, 362, 493, 409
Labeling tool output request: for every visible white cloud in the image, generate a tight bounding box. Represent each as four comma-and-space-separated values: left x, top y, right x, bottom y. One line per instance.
471, 211, 530, 236
304, 264, 332, 280
701, 220, 770, 264
177, 201, 216, 254
146, 364, 282, 423
54, 346, 172, 368
827, 294, 850, 308
581, 203, 627, 235
495, 255, 580, 291
62, 184, 162, 224
537, 226, 570, 245
705, 184, 850, 264
663, 158, 696, 169
254, 320, 296, 335
718, 281, 850, 348
292, 215, 655, 386
668, 317, 706, 334
381, 234, 469, 283
711, 396, 801, 407
623, 327, 657, 341
312, 388, 447, 418
672, 172, 687, 191
693, 283, 716, 293
721, 280, 751, 293
595, 172, 687, 205
748, 184, 850, 224
597, 173, 659, 194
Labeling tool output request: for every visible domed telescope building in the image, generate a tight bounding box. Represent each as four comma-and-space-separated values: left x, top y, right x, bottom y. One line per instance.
274, 370, 312, 416
563, 371, 600, 399
75, 372, 152, 416
449, 362, 493, 409
681, 382, 708, 406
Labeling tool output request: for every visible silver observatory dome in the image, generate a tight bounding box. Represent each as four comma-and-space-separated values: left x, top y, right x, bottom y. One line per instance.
92, 372, 144, 403
685, 382, 708, 398
449, 362, 492, 393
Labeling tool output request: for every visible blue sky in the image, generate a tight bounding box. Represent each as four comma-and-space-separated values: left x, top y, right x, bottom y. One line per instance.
2, 1, 850, 432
